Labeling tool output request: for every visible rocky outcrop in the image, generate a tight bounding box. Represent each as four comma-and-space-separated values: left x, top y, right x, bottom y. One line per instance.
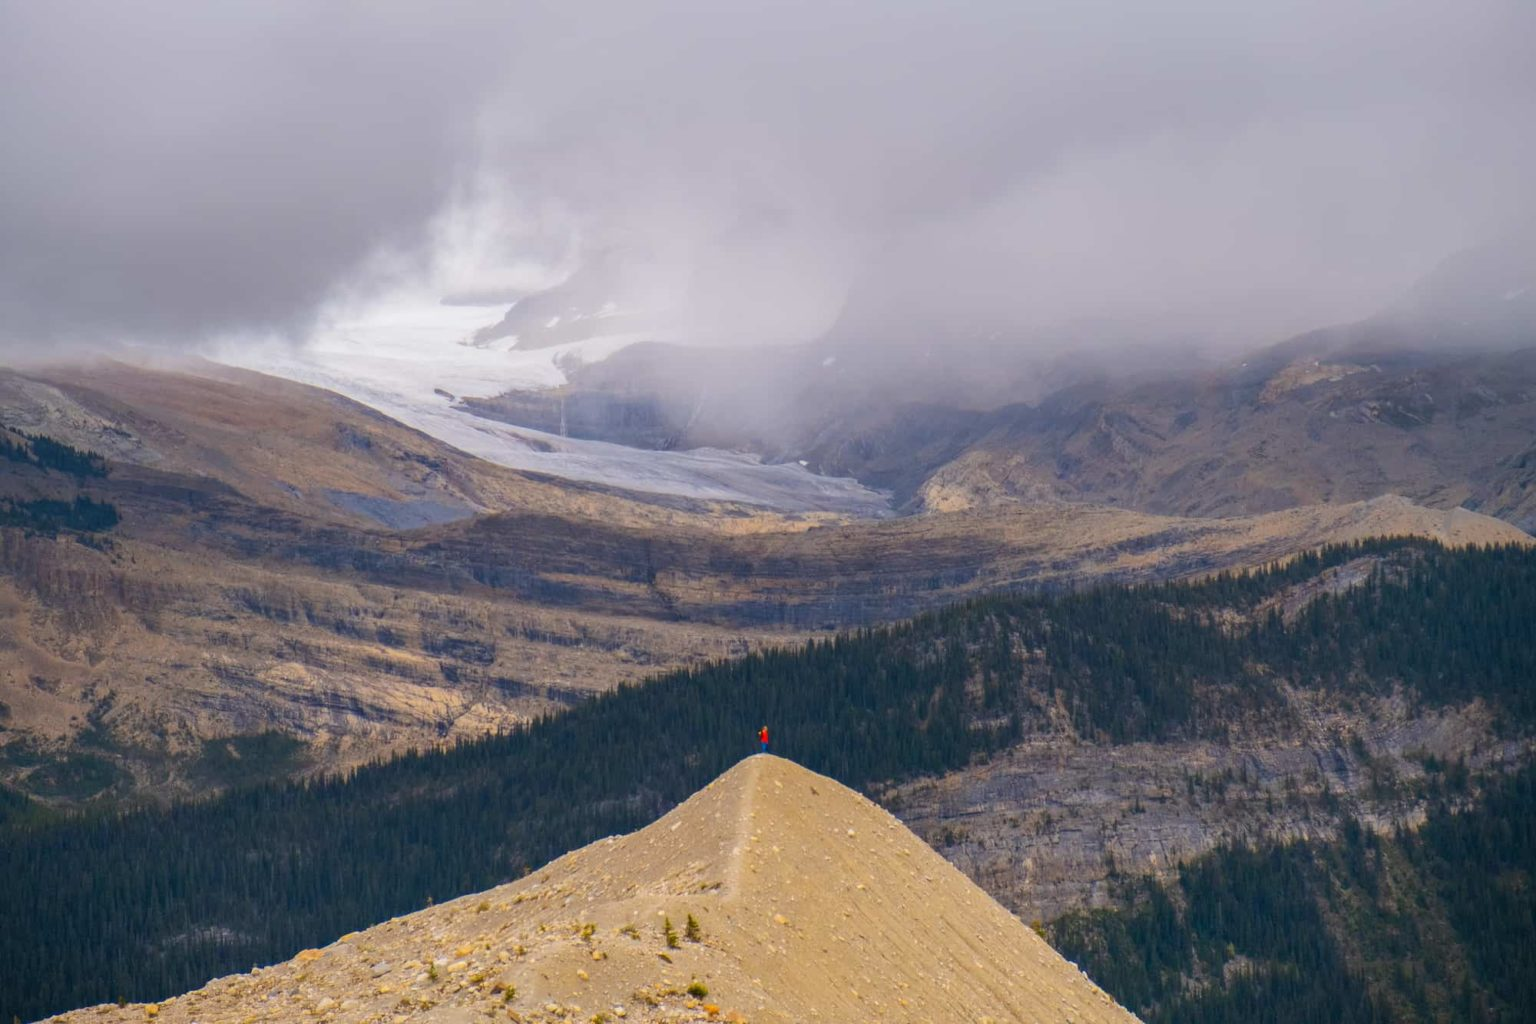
887, 689, 1529, 922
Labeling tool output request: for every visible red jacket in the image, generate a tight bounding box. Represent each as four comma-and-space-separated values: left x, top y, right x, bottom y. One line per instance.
758, 727, 769, 744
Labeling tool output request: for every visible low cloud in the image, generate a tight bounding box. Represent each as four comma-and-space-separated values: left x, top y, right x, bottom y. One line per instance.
2, 0, 1533, 353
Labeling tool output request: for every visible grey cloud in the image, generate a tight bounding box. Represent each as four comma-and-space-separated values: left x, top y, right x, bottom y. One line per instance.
0, 1, 511, 345
2, 0, 1534, 351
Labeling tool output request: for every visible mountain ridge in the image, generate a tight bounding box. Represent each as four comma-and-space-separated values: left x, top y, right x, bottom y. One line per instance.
43, 755, 1140, 1024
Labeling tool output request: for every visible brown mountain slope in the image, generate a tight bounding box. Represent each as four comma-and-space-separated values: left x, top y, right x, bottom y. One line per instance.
0, 529, 774, 792
0, 358, 1525, 806
418, 493, 1526, 626
0, 360, 827, 802
0, 359, 827, 533
46, 755, 1139, 1024
914, 347, 1536, 526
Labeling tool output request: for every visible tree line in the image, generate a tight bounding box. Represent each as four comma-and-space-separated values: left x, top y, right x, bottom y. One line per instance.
1, 538, 1532, 1021
1050, 763, 1536, 1023
0, 427, 109, 477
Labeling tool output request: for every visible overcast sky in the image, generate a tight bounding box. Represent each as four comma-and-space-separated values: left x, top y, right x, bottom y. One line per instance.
2, 0, 1533, 352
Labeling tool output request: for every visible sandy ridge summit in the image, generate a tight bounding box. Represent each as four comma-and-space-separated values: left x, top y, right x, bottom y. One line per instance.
47, 755, 1140, 1023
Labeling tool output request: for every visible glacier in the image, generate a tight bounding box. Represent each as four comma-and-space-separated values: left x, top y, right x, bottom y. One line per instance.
214, 297, 890, 516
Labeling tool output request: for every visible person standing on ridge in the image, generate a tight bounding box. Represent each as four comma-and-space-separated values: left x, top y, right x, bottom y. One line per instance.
758, 724, 769, 754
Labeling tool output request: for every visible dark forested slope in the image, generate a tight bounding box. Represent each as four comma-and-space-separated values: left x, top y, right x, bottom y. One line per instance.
1051, 764, 1536, 1024
4, 538, 1534, 1021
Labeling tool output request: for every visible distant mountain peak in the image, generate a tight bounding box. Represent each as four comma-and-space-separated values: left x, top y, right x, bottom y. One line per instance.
1384, 229, 1536, 347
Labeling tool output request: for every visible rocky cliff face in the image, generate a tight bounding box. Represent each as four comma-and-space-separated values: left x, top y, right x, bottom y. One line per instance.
889, 691, 1525, 923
